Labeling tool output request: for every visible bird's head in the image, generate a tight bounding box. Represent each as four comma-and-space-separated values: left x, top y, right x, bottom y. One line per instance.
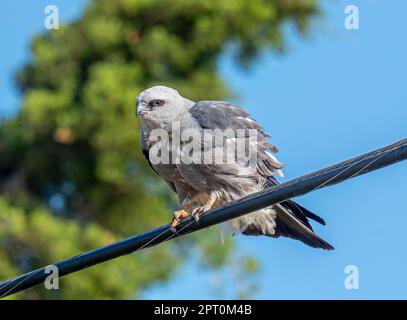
136, 86, 192, 131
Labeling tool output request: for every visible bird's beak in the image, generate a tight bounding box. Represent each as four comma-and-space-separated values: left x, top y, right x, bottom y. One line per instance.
136, 108, 147, 118
135, 102, 144, 117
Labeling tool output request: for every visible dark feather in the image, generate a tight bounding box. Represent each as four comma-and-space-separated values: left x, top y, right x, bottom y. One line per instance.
266, 176, 326, 226
243, 176, 334, 250
242, 207, 334, 250
272, 207, 334, 250
281, 200, 326, 226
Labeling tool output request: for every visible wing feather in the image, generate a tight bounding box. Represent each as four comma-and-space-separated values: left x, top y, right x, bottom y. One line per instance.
189, 101, 283, 178
189, 101, 332, 250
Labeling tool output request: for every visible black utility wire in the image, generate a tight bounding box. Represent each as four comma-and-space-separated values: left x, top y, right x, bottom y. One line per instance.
0, 139, 406, 298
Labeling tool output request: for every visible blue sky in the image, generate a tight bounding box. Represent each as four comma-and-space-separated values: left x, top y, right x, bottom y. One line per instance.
1, 1, 406, 299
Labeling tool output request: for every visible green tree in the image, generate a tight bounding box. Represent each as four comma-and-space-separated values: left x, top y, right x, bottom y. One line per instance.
0, 0, 320, 299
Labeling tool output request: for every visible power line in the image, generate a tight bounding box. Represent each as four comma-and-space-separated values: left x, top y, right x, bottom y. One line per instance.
0, 138, 406, 298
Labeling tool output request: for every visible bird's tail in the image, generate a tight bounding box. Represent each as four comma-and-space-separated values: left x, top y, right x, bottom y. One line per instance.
241, 200, 334, 250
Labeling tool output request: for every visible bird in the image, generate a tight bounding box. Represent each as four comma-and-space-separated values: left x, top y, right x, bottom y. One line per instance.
136, 85, 334, 250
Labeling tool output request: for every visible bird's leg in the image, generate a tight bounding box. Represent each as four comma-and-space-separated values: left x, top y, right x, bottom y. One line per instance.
170, 198, 193, 230
181, 198, 194, 212
192, 192, 218, 222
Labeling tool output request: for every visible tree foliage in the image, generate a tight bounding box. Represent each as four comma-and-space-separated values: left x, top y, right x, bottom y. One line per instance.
0, 0, 320, 298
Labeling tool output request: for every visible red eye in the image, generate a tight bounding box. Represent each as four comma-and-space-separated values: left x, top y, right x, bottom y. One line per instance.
150, 99, 165, 107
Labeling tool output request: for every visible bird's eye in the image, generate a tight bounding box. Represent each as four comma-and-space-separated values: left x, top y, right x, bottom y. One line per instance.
149, 99, 165, 107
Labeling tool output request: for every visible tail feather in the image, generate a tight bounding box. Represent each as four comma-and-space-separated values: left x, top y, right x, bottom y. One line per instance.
273, 204, 334, 250
254, 176, 333, 250
242, 203, 334, 250
280, 200, 326, 226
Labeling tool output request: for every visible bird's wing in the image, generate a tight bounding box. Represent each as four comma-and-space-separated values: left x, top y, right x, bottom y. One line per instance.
140, 128, 176, 193
189, 100, 284, 178
189, 101, 333, 250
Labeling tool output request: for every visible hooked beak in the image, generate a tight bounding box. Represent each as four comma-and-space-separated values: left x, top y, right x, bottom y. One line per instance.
136, 101, 146, 117
136, 110, 147, 117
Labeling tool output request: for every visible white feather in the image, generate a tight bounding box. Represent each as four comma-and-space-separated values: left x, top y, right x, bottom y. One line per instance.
237, 116, 256, 123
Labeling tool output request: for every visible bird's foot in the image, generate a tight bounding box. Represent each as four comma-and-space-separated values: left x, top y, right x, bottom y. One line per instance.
192, 193, 218, 222
170, 210, 190, 232
192, 206, 209, 222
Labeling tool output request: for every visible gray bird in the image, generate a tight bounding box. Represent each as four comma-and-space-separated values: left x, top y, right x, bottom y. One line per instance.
136, 86, 333, 250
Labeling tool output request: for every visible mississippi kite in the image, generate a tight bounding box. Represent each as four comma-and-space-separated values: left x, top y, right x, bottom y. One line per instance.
136, 86, 333, 250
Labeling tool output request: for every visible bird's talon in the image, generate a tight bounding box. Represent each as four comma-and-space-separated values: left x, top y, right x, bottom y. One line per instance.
192, 213, 199, 222
170, 209, 189, 229
192, 208, 205, 222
